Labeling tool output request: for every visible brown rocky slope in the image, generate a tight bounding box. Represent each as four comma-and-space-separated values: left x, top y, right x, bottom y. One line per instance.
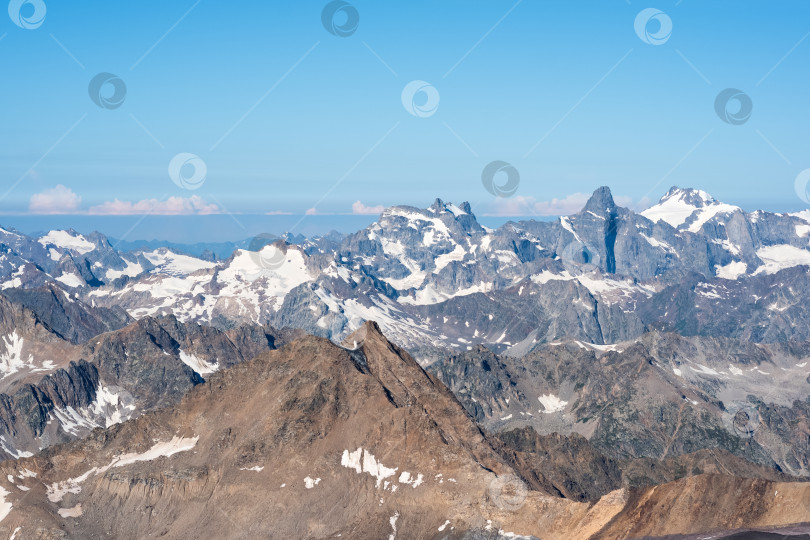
0, 322, 807, 539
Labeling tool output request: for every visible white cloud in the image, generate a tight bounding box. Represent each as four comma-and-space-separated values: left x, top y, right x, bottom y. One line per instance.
351, 201, 386, 215
87, 196, 220, 215
305, 207, 320, 215
27, 187, 222, 216
29, 185, 82, 214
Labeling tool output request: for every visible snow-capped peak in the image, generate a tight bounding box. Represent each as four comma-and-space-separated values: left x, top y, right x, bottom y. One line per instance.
641, 187, 740, 232
425, 198, 472, 217
38, 230, 96, 255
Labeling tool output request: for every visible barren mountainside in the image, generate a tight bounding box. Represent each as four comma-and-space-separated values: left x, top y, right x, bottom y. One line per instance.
0, 323, 807, 539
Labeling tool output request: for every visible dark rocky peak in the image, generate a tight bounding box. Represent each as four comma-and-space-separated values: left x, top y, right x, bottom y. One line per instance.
426, 198, 475, 219
319, 229, 346, 243
280, 231, 307, 245
428, 197, 446, 214
85, 230, 112, 249
582, 186, 617, 217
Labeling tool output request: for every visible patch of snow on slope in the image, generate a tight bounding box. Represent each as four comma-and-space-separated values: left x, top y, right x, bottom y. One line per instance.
498, 530, 534, 539
47, 436, 198, 502
0, 436, 32, 459
55, 273, 85, 288
106, 260, 144, 280
114, 436, 199, 467
398, 471, 424, 488
715, 261, 747, 280
575, 341, 622, 352
0, 486, 11, 523
434, 244, 466, 272
51, 406, 101, 436
397, 282, 490, 306
0, 332, 32, 377
38, 230, 95, 254
754, 245, 810, 275
144, 249, 216, 275
1, 266, 25, 290
179, 350, 219, 376
790, 210, 810, 223
388, 511, 400, 540
538, 394, 567, 414
92, 385, 137, 427
341, 448, 362, 473
341, 447, 398, 488
729, 365, 743, 376
363, 449, 398, 488
530, 270, 572, 285
52, 385, 136, 434
559, 217, 582, 242
640, 234, 674, 252
686, 203, 739, 232
318, 291, 437, 348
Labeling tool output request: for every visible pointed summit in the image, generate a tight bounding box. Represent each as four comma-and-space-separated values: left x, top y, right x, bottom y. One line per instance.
582, 186, 616, 216
428, 198, 445, 214
341, 320, 386, 350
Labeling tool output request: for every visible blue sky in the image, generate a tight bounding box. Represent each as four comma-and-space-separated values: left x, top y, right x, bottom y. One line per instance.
1, 0, 809, 241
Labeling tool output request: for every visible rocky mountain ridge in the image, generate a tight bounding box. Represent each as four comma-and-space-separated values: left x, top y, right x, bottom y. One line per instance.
0, 309, 279, 460
1, 187, 809, 355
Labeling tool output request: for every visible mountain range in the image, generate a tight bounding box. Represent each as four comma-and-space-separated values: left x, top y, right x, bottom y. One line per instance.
4, 187, 810, 351
0, 186, 808, 538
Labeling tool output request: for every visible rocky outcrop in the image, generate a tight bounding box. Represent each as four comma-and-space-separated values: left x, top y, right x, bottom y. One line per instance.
2, 283, 131, 344
0, 315, 280, 460
429, 332, 810, 479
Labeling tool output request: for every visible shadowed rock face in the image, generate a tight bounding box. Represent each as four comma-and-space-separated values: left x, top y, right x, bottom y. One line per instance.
0, 314, 280, 459
428, 332, 810, 480
2, 283, 131, 344
0, 323, 807, 540
492, 426, 794, 504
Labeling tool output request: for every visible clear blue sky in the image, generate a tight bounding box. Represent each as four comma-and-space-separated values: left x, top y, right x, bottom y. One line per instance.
1, 0, 809, 240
